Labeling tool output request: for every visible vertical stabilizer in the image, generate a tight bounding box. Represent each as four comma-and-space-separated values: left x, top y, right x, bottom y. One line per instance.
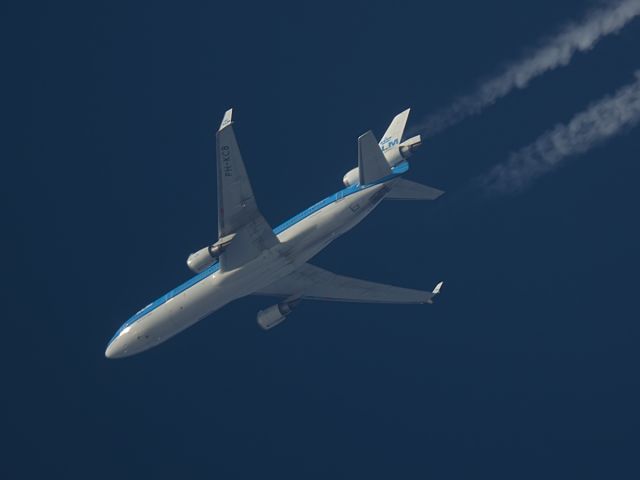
379, 108, 410, 153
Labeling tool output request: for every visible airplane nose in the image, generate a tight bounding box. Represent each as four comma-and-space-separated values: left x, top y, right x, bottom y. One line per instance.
105, 323, 134, 359
105, 322, 156, 358
105, 338, 126, 359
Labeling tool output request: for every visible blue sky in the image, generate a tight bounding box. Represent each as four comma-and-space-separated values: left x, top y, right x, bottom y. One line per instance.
3, 1, 640, 478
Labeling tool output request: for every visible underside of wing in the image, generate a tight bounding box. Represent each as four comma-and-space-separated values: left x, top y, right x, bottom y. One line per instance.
255, 263, 440, 304
216, 109, 278, 270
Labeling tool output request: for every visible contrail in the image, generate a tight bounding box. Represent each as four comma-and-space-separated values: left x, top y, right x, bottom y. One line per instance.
479, 72, 640, 194
419, 0, 640, 136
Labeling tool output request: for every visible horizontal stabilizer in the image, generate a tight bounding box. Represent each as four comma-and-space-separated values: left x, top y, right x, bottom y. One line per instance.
358, 131, 392, 185
386, 178, 444, 201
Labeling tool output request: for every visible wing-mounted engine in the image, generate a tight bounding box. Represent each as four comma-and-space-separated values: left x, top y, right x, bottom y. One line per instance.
186, 233, 235, 273
257, 299, 300, 330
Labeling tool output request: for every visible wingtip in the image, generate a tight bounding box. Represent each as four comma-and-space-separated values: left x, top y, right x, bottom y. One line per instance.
426, 281, 444, 304
219, 108, 233, 131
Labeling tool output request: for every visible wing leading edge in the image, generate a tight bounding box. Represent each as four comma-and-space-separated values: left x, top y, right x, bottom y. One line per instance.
255, 263, 443, 304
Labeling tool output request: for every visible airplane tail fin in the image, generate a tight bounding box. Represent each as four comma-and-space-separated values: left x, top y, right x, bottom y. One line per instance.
386, 178, 444, 201
379, 109, 410, 154
379, 109, 424, 167
345, 109, 436, 191
375, 109, 442, 199
358, 131, 392, 184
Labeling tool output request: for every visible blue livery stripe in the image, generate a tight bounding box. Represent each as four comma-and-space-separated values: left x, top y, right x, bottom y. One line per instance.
109, 162, 409, 343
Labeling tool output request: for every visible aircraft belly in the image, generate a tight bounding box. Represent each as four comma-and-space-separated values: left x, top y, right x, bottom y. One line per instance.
115, 274, 226, 355
122, 249, 297, 355
110, 186, 391, 357
277, 184, 388, 264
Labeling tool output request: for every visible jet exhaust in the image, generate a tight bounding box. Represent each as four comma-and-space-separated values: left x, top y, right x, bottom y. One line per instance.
479, 71, 640, 194
416, 0, 640, 136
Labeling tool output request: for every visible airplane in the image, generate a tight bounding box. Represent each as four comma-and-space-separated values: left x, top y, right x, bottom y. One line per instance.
105, 108, 445, 359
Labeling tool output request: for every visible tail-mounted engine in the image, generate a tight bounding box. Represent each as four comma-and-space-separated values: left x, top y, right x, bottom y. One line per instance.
342, 135, 422, 187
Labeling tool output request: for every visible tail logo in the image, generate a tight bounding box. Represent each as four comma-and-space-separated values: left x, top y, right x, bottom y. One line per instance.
380, 136, 399, 152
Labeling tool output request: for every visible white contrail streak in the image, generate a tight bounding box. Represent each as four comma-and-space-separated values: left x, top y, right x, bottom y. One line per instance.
419, 0, 640, 136
480, 72, 640, 194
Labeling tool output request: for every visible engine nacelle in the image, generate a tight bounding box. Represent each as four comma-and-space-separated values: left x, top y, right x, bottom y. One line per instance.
257, 301, 296, 330
186, 234, 236, 273
342, 167, 360, 187
186, 244, 223, 273
384, 135, 423, 167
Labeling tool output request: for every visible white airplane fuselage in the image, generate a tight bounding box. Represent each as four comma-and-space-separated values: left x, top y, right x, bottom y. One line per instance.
105, 179, 396, 358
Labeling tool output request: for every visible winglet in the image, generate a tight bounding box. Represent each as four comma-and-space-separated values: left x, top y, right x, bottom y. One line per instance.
219, 108, 233, 131
427, 281, 444, 304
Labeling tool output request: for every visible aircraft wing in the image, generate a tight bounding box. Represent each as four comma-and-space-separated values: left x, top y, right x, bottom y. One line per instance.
216, 109, 278, 270
255, 263, 442, 304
